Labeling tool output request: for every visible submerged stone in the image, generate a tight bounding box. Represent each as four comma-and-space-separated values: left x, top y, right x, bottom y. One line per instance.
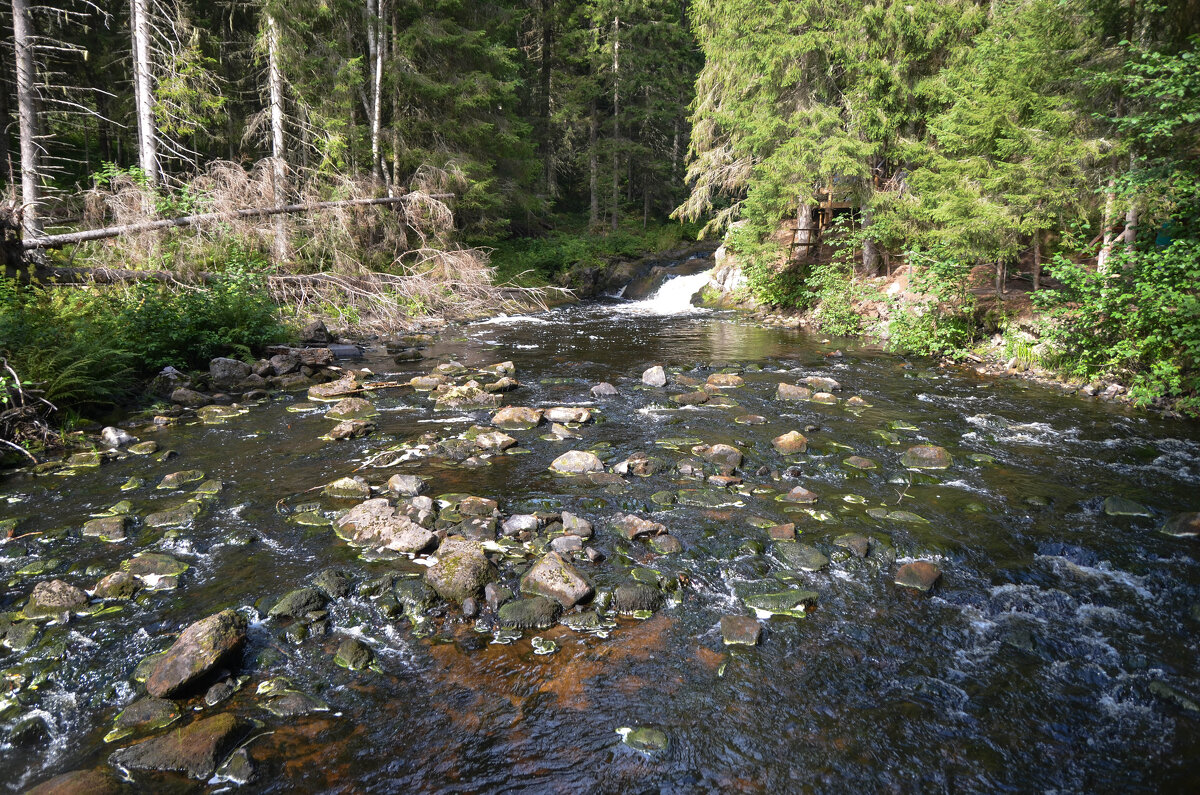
743, 589, 818, 618
1161, 512, 1200, 538
843, 455, 878, 470
833, 533, 871, 558
108, 713, 250, 780
550, 450, 604, 474
498, 596, 561, 629
127, 441, 159, 456
720, 615, 762, 646
618, 726, 669, 752
894, 561, 942, 591
1103, 496, 1153, 517
671, 391, 710, 405
901, 445, 953, 469
105, 697, 181, 743
649, 534, 684, 554
25, 769, 124, 795
774, 542, 830, 572
144, 500, 202, 528
94, 570, 139, 600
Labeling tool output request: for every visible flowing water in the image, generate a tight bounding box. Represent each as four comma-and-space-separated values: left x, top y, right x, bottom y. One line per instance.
3, 273, 1200, 792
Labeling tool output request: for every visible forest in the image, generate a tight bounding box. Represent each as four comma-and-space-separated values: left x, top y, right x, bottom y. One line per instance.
1, 0, 1198, 428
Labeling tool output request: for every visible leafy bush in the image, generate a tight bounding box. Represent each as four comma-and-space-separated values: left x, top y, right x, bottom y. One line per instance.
886, 248, 978, 357
1036, 241, 1200, 410
0, 271, 288, 416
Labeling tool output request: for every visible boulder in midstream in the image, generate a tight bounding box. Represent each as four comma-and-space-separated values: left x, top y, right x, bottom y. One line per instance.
24, 579, 89, 619
521, 552, 593, 608
335, 498, 437, 554
492, 406, 544, 429
774, 542, 830, 572
550, 450, 605, 474
612, 581, 662, 614
772, 431, 808, 454
325, 397, 376, 420
642, 366, 667, 387
1162, 512, 1200, 538
145, 609, 247, 698
425, 537, 494, 604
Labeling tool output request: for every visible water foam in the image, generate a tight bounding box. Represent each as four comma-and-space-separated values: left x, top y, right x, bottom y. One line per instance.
614, 269, 714, 315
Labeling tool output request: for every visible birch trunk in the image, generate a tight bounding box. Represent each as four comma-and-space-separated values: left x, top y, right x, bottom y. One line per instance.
12, 0, 41, 237
1096, 179, 1117, 273
266, 13, 289, 263
131, 0, 158, 188
609, 15, 619, 233
367, 0, 385, 188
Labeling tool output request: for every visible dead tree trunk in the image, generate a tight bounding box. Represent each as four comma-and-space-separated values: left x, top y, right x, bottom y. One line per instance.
609, 15, 620, 233
12, 0, 41, 238
131, 0, 159, 188
21, 194, 453, 252
266, 13, 289, 263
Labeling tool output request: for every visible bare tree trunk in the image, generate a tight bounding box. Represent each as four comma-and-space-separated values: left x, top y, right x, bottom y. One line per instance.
1032, 230, 1042, 291
131, 0, 159, 188
609, 15, 619, 233
390, 4, 400, 189
995, 258, 1004, 295
861, 204, 881, 275
367, 0, 385, 187
539, 0, 554, 197
12, 0, 41, 237
588, 98, 598, 230
1097, 178, 1117, 273
1121, 203, 1137, 250
266, 13, 289, 263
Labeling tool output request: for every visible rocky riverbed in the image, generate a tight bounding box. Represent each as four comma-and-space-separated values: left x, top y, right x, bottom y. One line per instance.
2, 290, 1199, 792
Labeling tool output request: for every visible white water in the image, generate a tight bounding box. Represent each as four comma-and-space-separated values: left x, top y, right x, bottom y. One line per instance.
614, 268, 714, 315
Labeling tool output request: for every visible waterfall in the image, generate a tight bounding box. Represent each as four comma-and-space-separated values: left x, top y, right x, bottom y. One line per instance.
615, 269, 713, 315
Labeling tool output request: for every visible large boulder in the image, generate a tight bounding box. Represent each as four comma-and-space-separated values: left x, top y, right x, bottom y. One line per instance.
108, 713, 250, 780
776, 383, 812, 401
208, 358, 252, 389
145, 609, 247, 698
521, 552, 593, 608
171, 387, 212, 408
425, 537, 493, 604
334, 498, 436, 554
610, 513, 667, 540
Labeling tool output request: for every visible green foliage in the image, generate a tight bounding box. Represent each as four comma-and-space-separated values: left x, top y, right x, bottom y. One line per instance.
0, 273, 288, 415
1036, 241, 1200, 410
886, 248, 977, 358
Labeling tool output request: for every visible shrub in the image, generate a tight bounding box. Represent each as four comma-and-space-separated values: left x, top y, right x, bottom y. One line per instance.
1036, 240, 1200, 410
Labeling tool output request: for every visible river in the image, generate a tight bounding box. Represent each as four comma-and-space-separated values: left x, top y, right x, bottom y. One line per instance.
3, 271, 1199, 792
